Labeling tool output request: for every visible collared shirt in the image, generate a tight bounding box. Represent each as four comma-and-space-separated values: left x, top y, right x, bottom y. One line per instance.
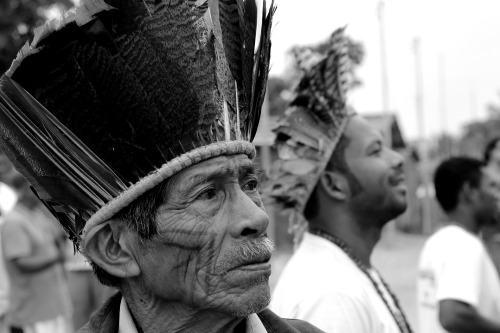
118, 297, 268, 333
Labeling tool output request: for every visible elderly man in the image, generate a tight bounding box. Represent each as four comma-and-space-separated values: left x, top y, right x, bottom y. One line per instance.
0, 1, 322, 332
267, 28, 412, 333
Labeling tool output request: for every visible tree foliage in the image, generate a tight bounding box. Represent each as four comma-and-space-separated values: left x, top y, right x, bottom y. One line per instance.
458, 92, 500, 159
0, 0, 74, 74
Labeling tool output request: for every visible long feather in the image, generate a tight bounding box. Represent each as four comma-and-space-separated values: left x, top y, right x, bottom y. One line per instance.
0, 77, 127, 238
0, 0, 275, 244
248, 0, 275, 140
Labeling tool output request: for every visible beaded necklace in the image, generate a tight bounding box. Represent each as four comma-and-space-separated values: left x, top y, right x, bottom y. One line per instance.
309, 228, 413, 333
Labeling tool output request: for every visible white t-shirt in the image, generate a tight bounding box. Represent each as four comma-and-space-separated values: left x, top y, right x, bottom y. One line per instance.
417, 225, 500, 333
270, 232, 402, 333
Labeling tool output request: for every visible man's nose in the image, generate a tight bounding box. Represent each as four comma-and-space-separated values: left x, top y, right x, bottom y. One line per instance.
388, 147, 404, 169
229, 189, 269, 239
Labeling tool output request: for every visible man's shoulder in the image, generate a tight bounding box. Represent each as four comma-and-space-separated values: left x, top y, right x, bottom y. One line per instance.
425, 225, 482, 250
258, 308, 325, 332
277, 240, 366, 292
1, 210, 29, 238
1, 207, 31, 229
284, 234, 359, 275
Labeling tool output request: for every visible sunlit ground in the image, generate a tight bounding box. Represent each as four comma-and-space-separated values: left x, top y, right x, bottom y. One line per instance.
270, 228, 428, 332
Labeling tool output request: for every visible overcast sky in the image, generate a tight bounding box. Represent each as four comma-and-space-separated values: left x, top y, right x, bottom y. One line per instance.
269, 0, 500, 141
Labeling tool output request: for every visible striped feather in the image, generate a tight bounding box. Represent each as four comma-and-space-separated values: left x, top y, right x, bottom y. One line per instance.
0, 0, 275, 242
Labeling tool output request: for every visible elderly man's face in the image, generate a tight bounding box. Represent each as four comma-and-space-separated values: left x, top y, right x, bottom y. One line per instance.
133, 154, 273, 317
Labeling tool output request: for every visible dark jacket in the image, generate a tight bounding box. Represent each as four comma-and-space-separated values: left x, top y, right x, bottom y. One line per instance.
77, 292, 324, 333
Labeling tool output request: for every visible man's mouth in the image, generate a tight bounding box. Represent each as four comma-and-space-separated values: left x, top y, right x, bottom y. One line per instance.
389, 173, 406, 188
237, 256, 272, 271
228, 252, 272, 272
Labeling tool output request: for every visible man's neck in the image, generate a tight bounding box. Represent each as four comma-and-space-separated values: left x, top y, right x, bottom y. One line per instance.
310, 212, 382, 267
121, 286, 244, 333
447, 208, 479, 235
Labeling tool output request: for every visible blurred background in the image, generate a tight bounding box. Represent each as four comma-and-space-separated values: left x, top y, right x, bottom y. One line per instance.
2, 0, 500, 331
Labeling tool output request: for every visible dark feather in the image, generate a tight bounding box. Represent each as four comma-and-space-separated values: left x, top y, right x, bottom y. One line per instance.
0, 0, 275, 243
0, 77, 128, 239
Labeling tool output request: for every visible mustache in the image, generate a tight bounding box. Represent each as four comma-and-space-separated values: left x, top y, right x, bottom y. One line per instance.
216, 237, 275, 273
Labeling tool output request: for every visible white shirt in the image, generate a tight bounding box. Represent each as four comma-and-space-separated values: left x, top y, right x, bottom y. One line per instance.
417, 225, 500, 333
0, 183, 16, 316
118, 297, 268, 333
270, 232, 402, 333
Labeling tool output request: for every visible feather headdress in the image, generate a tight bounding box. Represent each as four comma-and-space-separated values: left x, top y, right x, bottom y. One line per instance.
0, 0, 275, 247
265, 27, 354, 246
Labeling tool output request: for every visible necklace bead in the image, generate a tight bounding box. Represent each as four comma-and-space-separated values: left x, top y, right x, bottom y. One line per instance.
309, 228, 413, 333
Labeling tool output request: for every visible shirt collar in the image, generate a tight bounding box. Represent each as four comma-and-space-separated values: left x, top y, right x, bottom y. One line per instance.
118, 297, 138, 333
118, 297, 267, 333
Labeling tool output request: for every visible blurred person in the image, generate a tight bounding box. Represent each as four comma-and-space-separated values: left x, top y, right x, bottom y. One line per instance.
65, 247, 115, 330
0, 182, 17, 215
267, 28, 412, 333
417, 157, 500, 333
1, 175, 72, 333
483, 137, 500, 275
484, 138, 500, 176
0, 182, 16, 333
0, 1, 324, 333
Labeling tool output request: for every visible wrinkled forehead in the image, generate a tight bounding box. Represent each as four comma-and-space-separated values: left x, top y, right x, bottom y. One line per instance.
170, 154, 256, 187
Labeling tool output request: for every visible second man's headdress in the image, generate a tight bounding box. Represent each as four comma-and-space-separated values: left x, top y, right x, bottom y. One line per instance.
266, 28, 354, 244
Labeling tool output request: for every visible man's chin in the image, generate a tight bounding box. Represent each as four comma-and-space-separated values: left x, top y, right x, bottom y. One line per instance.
229, 283, 271, 317
392, 191, 408, 214
383, 199, 407, 223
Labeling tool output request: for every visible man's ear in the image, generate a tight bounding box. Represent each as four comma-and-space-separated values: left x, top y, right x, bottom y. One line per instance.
85, 220, 141, 279
462, 182, 478, 205
319, 170, 349, 201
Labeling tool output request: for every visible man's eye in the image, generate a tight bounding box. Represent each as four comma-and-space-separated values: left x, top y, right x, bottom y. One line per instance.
243, 180, 259, 193
371, 146, 382, 155
196, 187, 217, 200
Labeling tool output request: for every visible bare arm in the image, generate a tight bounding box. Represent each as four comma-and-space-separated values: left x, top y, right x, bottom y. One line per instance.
439, 299, 500, 333
10, 248, 64, 274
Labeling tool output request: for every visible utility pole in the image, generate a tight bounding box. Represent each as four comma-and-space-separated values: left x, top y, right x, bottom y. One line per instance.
378, 1, 397, 239
470, 87, 478, 121
414, 38, 424, 141
439, 54, 450, 158
377, 1, 390, 113
413, 37, 432, 234
439, 54, 447, 135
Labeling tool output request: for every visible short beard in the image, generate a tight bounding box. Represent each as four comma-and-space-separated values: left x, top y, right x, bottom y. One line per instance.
230, 284, 271, 317
351, 197, 406, 228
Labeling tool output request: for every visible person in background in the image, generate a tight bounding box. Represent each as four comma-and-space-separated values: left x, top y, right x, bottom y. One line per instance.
65, 247, 115, 330
417, 157, 500, 333
267, 28, 412, 333
484, 138, 500, 176
0, 182, 16, 333
483, 137, 500, 274
1, 175, 72, 333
